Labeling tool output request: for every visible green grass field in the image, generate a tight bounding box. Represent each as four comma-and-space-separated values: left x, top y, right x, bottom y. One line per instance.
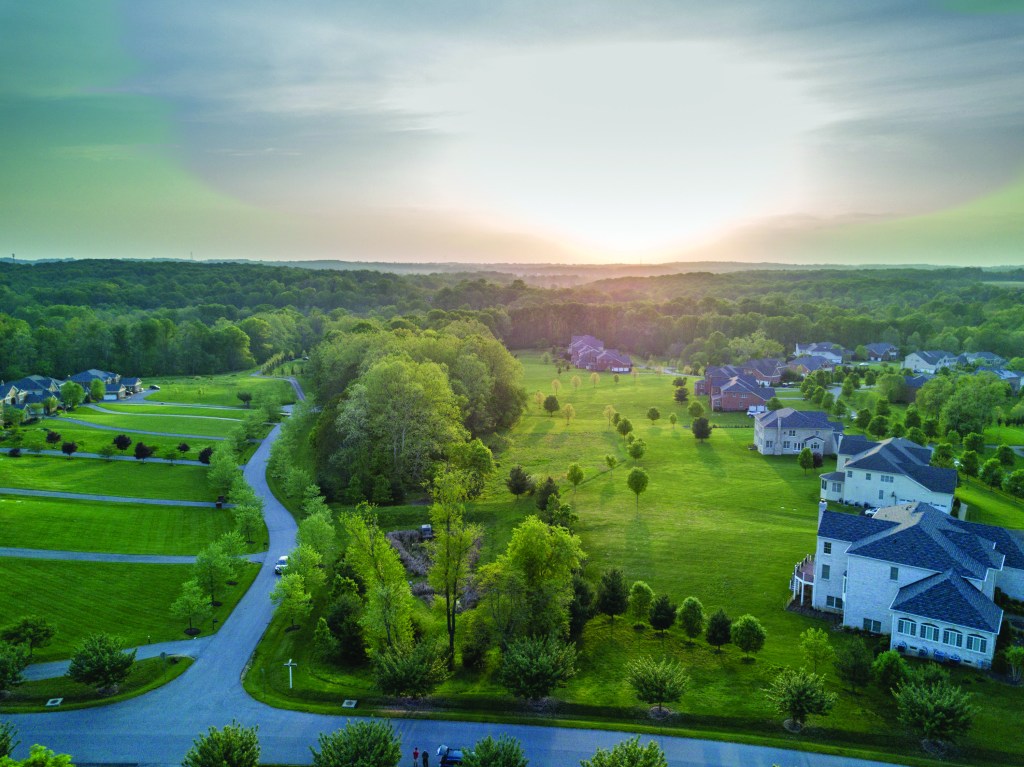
1, 455, 213, 501
984, 425, 1024, 446
0, 494, 253, 555
16, 421, 221, 460
146, 373, 295, 407
62, 409, 258, 439
0, 558, 259, 661
248, 353, 1024, 764
99, 403, 249, 419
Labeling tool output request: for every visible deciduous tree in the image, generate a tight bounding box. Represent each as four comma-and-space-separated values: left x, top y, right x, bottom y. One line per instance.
799, 628, 834, 674
691, 417, 711, 442
498, 635, 577, 702
461, 735, 528, 767
0, 642, 28, 693
580, 737, 667, 767
731, 614, 767, 659
627, 467, 649, 513
372, 639, 449, 699
311, 720, 401, 767
66, 633, 136, 694
182, 721, 260, 767
764, 668, 836, 731
596, 568, 629, 630
270, 572, 313, 630
171, 579, 212, 635
895, 677, 975, 745
677, 597, 704, 644
834, 638, 873, 693
705, 609, 731, 653
626, 656, 689, 714
1, 616, 55, 659
627, 581, 654, 628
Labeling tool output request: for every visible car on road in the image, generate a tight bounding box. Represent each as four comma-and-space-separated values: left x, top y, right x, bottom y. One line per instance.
437, 745, 465, 765
274, 555, 289, 574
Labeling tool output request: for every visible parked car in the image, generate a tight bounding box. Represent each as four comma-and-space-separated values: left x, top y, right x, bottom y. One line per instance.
149, 384, 161, 390
274, 555, 289, 574
437, 745, 465, 766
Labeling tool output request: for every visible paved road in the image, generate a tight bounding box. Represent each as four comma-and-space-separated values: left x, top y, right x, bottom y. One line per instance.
0, 547, 265, 566
49, 416, 228, 441
23, 637, 215, 682
0, 487, 226, 508
0, 447, 205, 466
5, 384, 907, 767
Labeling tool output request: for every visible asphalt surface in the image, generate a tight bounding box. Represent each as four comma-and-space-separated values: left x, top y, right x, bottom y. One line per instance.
5, 380, 909, 767
0, 547, 266, 566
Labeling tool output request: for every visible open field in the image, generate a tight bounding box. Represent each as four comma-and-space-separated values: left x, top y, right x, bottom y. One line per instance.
1, 455, 213, 501
62, 409, 260, 439
99, 403, 250, 419
0, 558, 259, 662
17, 421, 221, 459
250, 352, 1024, 765
984, 424, 1024, 446
0, 494, 250, 555
0, 656, 193, 713
146, 373, 295, 407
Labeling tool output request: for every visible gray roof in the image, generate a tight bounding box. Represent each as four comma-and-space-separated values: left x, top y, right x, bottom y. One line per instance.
904, 374, 933, 390
818, 509, 894, 542
848, 503, 1004, 580
908, 350, 954, 365
865, 342, 898, 355
820, 470, 846, 482
842, 437, 957, 494
756, 408, 843, 432
891, 570, 1003, 633
742, 357, 785, 376
719, 376, 774, 398
789, 355, 834, 372
122, 377, 142, 385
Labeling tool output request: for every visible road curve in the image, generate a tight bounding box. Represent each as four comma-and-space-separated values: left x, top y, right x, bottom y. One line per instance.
4, 381, 909, 767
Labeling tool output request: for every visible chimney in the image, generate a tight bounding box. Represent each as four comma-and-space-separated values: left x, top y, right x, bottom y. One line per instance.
818, 500, 828, 525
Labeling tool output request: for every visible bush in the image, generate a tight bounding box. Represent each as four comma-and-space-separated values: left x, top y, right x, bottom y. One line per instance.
311, 720, 401, 767
764, 667, 836, 731
498, 636, 577, 702
872, 649, 909, 693
182, 721, 260, 767
66, 633, 136, 694
834, 638, 873, 693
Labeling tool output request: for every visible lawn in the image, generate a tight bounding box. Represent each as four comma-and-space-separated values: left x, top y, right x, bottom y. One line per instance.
984, 425, 1024, 446
0, 494, 255, 555
60, 409, 260, 439
100, 403, 249, 419
146, 373, 296, 408
0, 557, 259, 662
248, 353, 1024, 765
957, 482, 1024, 529
14, 420, 222, 460
0, 454, 213, 501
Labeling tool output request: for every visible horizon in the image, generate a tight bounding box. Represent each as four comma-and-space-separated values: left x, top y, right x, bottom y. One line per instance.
2, 2, 1023, 265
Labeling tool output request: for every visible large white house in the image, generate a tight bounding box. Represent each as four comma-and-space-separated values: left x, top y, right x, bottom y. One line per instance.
904, 350, 958, 373
791, 502, 1024, 667
753, 408, 844, 456
795, 342, 850, 364
819, 435, 957, 512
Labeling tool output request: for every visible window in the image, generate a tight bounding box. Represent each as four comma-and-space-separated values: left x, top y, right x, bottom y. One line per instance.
832, 482, 842, 492
821, 564, 831, 580
881, 475, 894, 484
847, 470, 853, 478
823, 542, 832, 555
920, 624, 939, 642
890, 566, 899, 580
897, 618, 916, 636
788, 430, 796, 437
865, 472, 872, 480
766, 440, 773, 448
826, 595, 843, 609
966, 635, 987, 653
943, 629, 963, 648
783, 441, 791, 449
820, 479, 826, 490
863, 618, 882, 633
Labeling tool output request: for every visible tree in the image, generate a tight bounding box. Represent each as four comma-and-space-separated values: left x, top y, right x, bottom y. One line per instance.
603, 404, 616, 426
311, 720, 401, 767
596, 568, 629, 631
535, 476, 560, 512
551, 378, 562, 395
799, 628, 834, 674
980, 457, 1004, 488
872, 649, 909, 692
931, 442, 955, 469
963, 431, 985, 453
705, 609, 731, 653
0, 642, 28, 693
1004, 645, 1024, 684
182, 721, 260, 767
566, 462, 584, 502
677, 597, 704, 644
271, 572, 313, 630
198, 446, 214, 464
674, 386, 689, 404
297, 509, 337, 567
1, 616, 55, 660
628, 439, 646, 465
867, 415, 889, 438
208, 446, 240, 495
59, 381, 84, 409
626, 656, 689, 714
580, 737, 667, 767
855, 408, 872, 429
627, 581, 655, 627
0, 744, 74, 767
627, 467, 649, 514
797, 447, 813, 474
996, 444, 1016, 468
590, 372, 600, 388
764, 668, 836, 731
543, 394, 559, 417
506, 465, 535, 502
1003, 469, 1024, 498
959, 449, 980, 480
89, 378, 105, 402
648, 594, 677, 641
498, 635, 577, 702
66, 633, 136, 694
236, 391, 253, 408
895, 677, 975, 745
171, 579, 212, 635
373, 639, 449, 699
193, 544, 233, 606
0, 720, 17, 758
668, 413, 677, 429
289, 543, 326, 593
563, 403, 576, 425
834, 638, 873, 693
568, 573, 597, 641
45, 430, 61, 446
571, 375, 582, 392
730, 614, 767, 659
691, 417, 711, 442
461, 735, 528, 767
646, 407, 660, 425
428, 471, 481, 665
616, 417, 634, 441
604, 454, 618, 475
233, 502, 264, 545
687, 400, 705, 419
177, 442, 190, 457
133, 441, 155, 461
767, 396, 783, 411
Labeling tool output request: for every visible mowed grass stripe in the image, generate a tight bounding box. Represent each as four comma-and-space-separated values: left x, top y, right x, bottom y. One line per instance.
145, 374, 295, 407
1, 455, 212, 501
0, 558, 258, 662
99, 403, 249, 419
62, 410, 246, 438
0, 494, 240, 555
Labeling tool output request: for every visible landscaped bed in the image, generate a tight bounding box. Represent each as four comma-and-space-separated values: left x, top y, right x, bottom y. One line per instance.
14, 420, 222, 461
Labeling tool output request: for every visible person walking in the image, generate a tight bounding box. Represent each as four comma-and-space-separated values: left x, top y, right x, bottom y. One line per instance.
412, 747, 419, 766
422, 749, 429, 767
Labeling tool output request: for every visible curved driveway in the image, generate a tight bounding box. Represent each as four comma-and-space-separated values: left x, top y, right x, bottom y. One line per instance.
5, 382, 906, 767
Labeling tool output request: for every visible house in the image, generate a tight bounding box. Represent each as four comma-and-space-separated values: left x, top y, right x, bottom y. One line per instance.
865, 342, 900, 362
904, 351, 958, 374
793, 502, 1024, 667
711, 375, 774, 412
959, 351, 1007, 367
753, 408, 844, 456
741, 357, 787, 385
975, 367, 1023, 394
2, 384, 18, 408
795, 343, 851, 364
568, 336, 632, 372
787, 355, 835, 376
568, 335, 603, 364
903, 374, 933, 402
7, 375, 64, 410
695, 365, 746, 396
820, 435, 957, 512
591, 349, 632, 373
104, 382, 127, 401
121, 377, 144, 394
69, 368, 120, 386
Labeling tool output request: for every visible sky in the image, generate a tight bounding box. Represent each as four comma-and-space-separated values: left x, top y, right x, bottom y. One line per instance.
1, 1, 1023, 265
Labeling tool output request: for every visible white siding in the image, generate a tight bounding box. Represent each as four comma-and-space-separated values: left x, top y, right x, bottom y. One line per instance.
890, 611, 998, 665
810, 537, 849, 612
842, 555, 935, 632
840, 468, 953, 511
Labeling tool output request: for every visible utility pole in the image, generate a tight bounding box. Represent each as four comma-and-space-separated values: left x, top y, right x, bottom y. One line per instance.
283, 658, 297, 689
